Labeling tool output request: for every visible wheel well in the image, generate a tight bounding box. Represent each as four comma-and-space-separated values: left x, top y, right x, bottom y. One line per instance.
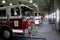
2, 25, 13, 33
0, 25, 11, 29
0, 25, 13, 33
0, 25, 13, 39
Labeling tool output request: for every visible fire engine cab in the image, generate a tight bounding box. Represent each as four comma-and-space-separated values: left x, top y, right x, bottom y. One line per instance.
0, 4, 34, 39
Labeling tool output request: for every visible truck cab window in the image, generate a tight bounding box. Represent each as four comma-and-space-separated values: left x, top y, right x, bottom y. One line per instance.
24, 11, 31, 17
11, 8, 14, 16
0, 9, 6, 17
35, 13, 37, 16
15, 7, 20, 15
11, 7, 20, 16
21, 6, 32, 17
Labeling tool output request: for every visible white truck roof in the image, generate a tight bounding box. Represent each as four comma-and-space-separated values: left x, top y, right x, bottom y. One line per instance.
0, 4, 33, 10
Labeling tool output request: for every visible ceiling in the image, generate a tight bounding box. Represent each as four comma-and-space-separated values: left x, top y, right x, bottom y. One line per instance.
0, 0, 54, 14
34, 0, 50, 11
21, 0, 51, 13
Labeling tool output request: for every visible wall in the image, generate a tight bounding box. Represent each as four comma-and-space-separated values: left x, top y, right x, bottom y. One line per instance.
54, 0, 60, 30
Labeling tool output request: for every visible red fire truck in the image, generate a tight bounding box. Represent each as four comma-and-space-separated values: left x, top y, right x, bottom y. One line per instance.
0, 4, 34, 39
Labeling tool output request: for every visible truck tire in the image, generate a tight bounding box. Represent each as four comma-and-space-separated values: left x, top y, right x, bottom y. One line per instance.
0, 26, 13, 40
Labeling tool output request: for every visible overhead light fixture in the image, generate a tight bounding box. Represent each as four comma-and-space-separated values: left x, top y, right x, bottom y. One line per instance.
10, 3, 12, 6
35, 5, 38, 7
29, 0, 33, 3
2, 0, 6, 3
33, 3, 36, 6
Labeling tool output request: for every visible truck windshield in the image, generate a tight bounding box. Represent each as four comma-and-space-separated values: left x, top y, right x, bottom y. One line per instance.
21, 6, 33, 17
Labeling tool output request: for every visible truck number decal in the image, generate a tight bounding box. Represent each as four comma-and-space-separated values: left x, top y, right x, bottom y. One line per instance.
14, 21, 18, 27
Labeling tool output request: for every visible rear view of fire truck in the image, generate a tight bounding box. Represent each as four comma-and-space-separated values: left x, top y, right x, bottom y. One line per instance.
34, 12, 42, 26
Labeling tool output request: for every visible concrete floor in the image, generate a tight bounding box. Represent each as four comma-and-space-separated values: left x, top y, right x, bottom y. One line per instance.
1, 18, 60, 40
32, 18, 60, 40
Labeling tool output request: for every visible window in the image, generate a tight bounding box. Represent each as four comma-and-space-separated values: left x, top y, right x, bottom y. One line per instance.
11, 7, 20, 16
24, 11, 31, 16
21, 6, 33, 17
35, 13, 37, 16
15, 7, 20, 15
11, 8, 14, 16
22, 10, 32, 17
0, 9, 6, 17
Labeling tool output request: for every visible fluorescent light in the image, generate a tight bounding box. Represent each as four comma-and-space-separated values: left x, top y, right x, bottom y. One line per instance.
56, 9, 59, 22
29, 0, 33, 3
10, 3, 12, 6
2, 0, 6, 3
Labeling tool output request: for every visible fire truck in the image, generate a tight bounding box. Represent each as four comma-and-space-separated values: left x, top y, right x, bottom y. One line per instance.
34, 12, 42, 26
0, 4, 34, 39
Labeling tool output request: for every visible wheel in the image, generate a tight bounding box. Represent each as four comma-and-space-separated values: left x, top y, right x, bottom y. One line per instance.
0, 26, 13, 40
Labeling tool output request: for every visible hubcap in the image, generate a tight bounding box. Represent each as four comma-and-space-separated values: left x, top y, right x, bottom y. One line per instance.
3, 30, 10, 38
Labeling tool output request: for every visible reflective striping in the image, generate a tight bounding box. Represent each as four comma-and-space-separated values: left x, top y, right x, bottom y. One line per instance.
12, 29, 23, 33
